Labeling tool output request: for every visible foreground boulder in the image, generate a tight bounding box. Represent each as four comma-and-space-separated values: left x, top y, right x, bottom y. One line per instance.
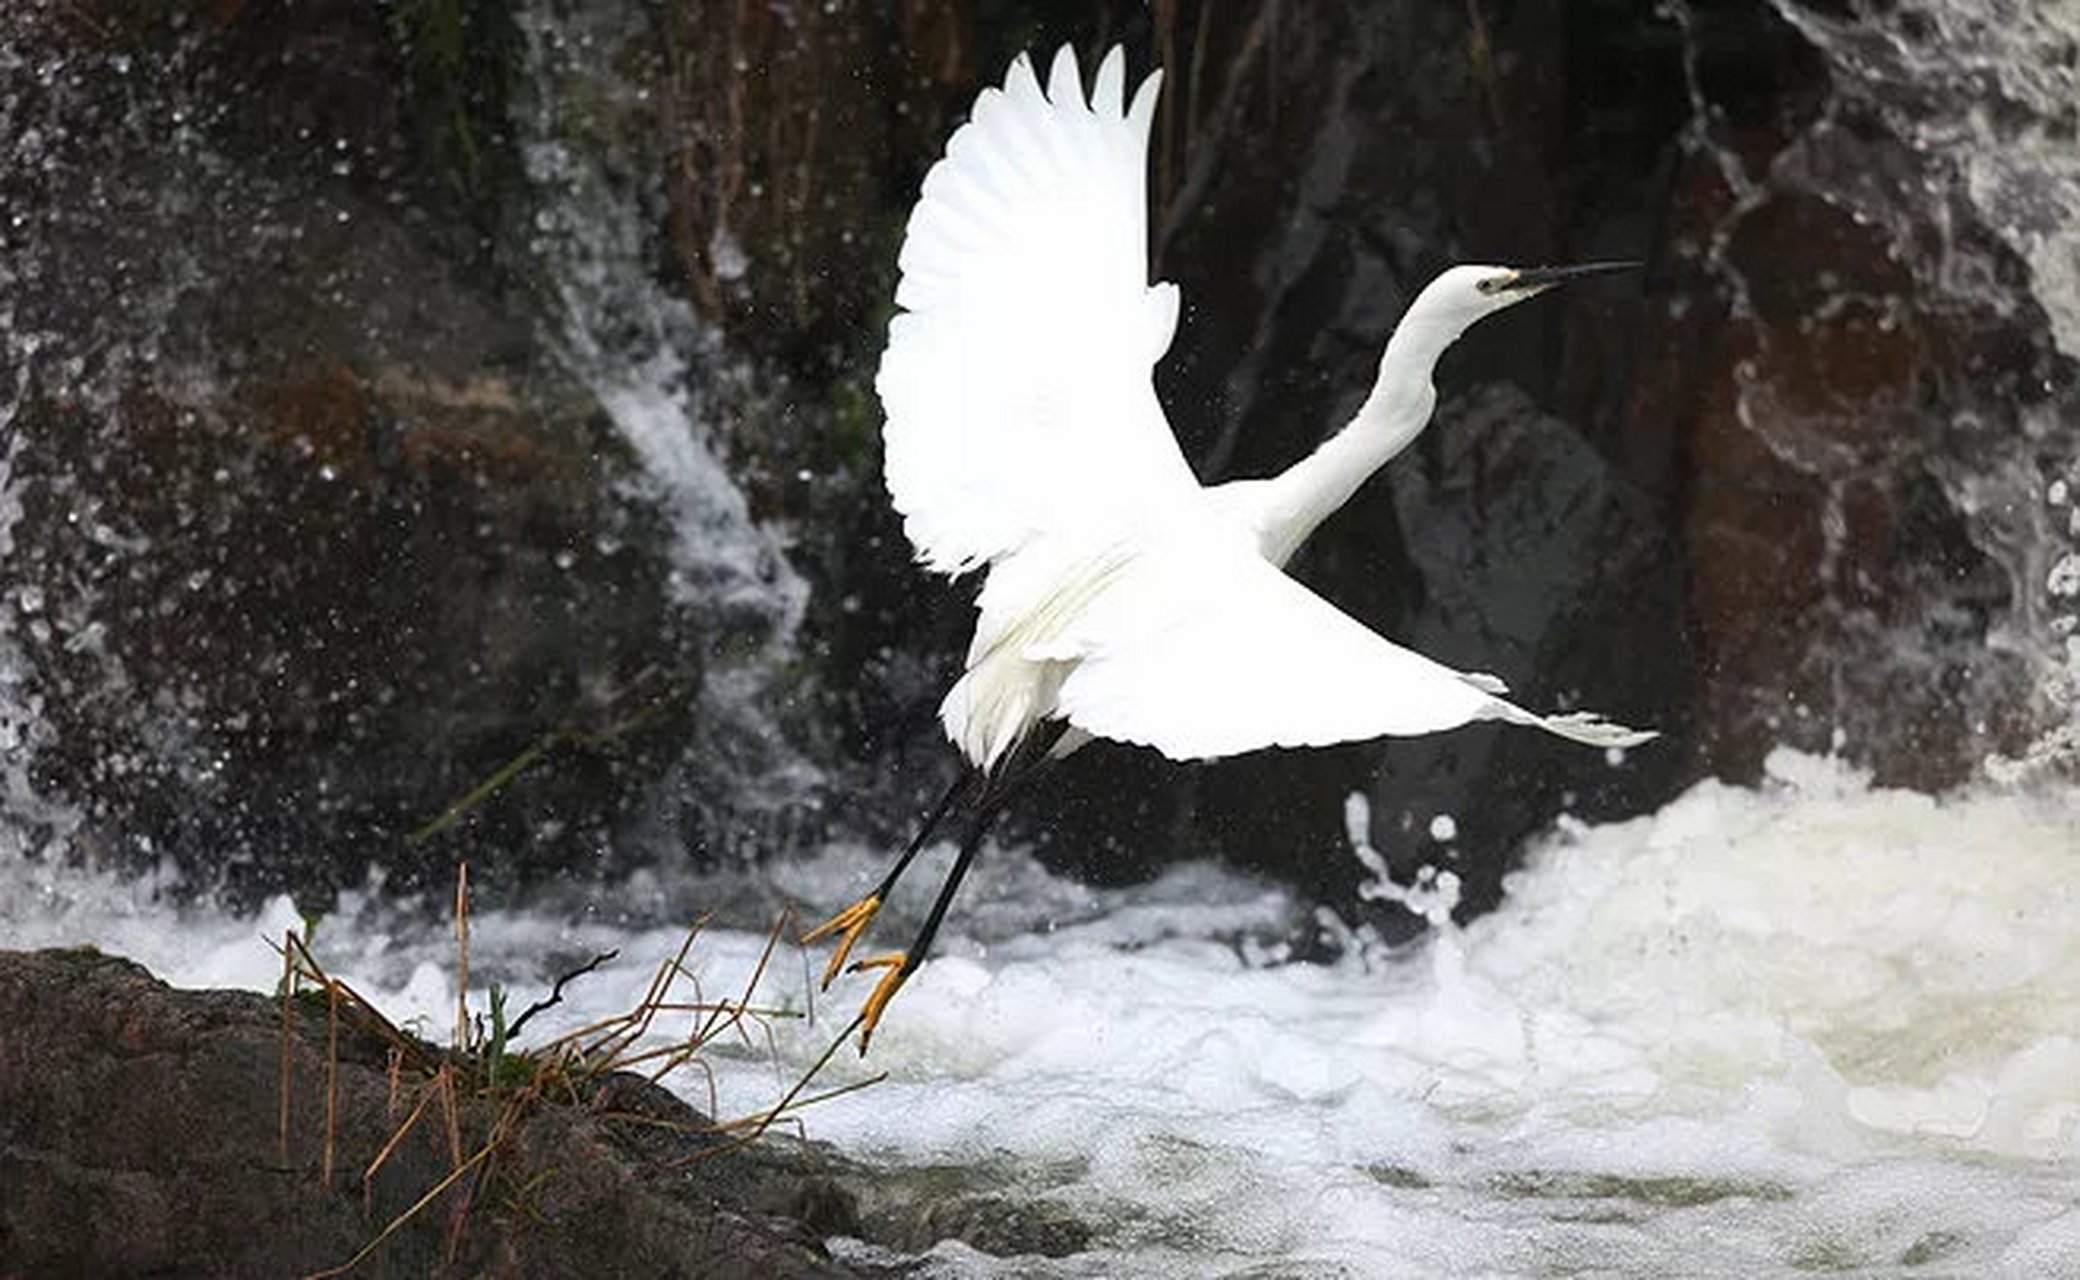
0, 948, 855, 1278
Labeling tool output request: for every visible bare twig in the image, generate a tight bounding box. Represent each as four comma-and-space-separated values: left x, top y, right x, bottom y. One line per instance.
504, 949, 620, 1044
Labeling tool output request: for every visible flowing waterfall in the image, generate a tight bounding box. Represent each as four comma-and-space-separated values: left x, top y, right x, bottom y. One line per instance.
512, 0, 823, 843
0, 29, 211, 857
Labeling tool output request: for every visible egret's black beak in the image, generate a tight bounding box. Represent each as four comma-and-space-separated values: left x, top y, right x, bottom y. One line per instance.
1506, 261, 1641, 292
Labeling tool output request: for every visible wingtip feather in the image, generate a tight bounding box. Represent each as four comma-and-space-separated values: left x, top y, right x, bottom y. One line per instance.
1126, 68, 1163, 140
1094, 46, 1126, 117
876, 42, 1181, 575
1046, 44, 1082, 107
1004, 51, 1043, 103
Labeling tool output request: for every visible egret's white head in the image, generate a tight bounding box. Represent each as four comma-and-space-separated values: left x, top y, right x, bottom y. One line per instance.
1410, 261, 1639, 345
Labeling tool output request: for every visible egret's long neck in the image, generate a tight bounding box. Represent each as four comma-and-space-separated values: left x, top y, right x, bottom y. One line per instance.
1257, 320, 1454, 567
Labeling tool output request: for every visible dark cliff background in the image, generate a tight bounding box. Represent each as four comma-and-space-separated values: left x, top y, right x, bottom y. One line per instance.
3, 0, 2068, 937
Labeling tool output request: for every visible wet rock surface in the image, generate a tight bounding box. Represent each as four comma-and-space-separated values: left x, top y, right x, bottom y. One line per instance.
1632, 0, 2068, 788
0, 947, 853, 1278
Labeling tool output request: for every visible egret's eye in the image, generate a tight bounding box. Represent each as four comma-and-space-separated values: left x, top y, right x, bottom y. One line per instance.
1476, 274, 1510, 295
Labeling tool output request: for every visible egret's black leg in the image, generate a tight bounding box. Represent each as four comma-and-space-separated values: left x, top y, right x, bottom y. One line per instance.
901, 784, 1011, 975
802, 767, 979, 986
850, 786, 1009, 1051
847, 722, 1067, 1051
877, 767, 980, 899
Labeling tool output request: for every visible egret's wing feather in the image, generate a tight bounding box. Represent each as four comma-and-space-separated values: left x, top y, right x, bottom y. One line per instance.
1050, 543, 1656, 760
877, 46, 1199, 575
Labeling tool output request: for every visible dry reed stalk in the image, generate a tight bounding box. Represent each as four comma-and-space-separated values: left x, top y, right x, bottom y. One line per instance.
362, 1074, 441, 1218
284, 864, 876, 1277
278, 929, 297, 1164
323, 980, 341, 1190
453, 862, 470, 1053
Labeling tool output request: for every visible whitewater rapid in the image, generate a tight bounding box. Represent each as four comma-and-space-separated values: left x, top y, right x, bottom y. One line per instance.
4, 749, 2076, 1277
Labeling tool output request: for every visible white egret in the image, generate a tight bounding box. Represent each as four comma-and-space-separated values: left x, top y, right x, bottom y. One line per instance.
807, 44, 1655, 1049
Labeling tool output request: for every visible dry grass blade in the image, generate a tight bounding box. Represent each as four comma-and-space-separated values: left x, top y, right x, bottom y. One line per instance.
362, 1076, 441, 1218
278, 928, 297, 1164
437, 1063, 463, 1174
323, 981, 341, 1190
454, 862, 470, 1053
598, 915, 709, 1071
298, 1143, 496, 1280
687, 1011, 880, 1161
279, 931, 432, 1074
694, 908, 789, 1050
706, 1067, 886, 1138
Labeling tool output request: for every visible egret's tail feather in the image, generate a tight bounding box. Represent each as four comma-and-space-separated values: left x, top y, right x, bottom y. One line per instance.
1530, 710, 1658, 749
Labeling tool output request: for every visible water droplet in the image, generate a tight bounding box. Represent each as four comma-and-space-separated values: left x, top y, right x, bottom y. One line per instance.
2047, 553, 2080, 597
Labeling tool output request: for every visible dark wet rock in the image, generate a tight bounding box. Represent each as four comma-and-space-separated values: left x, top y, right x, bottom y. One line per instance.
1628, 0, 2059, 788
0, 947, 1132, 1275
0, 947, 852, 1279
11, 355, 702, 902
1361, 385, 1684, 922
0, 1, 763, 904
848, 1158, 1100, 1261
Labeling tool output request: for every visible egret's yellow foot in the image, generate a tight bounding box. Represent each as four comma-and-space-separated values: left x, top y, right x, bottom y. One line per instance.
801, 895, 882, 989
849, 951, 910, 1054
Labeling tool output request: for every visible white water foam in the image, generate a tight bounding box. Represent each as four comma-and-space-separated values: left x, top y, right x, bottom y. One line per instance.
6, 749, 2074, 1276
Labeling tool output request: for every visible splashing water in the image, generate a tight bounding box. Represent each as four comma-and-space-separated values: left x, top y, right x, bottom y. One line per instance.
7, 748, 2075, 1276
512, 0, 821, 817
6, 3, 2080, 1274
1769, 2, 2080, 361
514, 0, 805, 631
1684, 0, 2080, 775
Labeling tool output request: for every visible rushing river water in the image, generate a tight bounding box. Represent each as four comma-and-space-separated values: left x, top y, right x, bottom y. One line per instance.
7, 746, 2077, 1277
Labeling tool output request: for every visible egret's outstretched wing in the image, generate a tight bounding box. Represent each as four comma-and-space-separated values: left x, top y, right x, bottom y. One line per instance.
1048, 540, 1656, 760
876, 46, 1200, 576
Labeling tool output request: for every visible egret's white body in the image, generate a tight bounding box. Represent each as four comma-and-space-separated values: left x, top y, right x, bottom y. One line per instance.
878, 45, 1653, 772
807, 45, 1653, 1050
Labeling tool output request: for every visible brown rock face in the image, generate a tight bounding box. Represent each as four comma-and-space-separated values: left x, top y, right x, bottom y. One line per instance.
1630, 2, 2057, 790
